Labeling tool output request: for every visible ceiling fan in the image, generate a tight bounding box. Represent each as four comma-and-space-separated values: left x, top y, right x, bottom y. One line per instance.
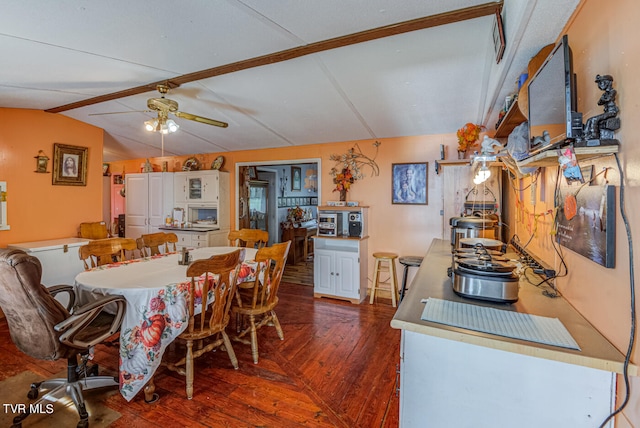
90, 83, 228, 134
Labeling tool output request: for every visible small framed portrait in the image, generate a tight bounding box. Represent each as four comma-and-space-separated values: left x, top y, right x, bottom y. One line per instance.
392, 162, 428, 205
53, 143, 88, 186
291, 166, 301, 191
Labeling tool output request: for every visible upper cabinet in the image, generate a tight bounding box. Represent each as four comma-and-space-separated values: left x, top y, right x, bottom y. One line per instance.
175, 170, 221, 205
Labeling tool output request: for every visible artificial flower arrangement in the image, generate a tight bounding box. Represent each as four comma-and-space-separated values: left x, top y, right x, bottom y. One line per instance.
329, 141, 381, 198
287, 205, 305, 222
333, 168, 354, 193
457, 123, 484, 152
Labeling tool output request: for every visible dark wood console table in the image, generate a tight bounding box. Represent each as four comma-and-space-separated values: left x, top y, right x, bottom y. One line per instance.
281, 221, 317, 265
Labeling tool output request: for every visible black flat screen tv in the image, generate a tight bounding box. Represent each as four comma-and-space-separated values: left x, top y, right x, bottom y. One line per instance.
527, 35, 581, 153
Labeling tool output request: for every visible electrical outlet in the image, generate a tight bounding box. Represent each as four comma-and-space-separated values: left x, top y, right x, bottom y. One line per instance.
510, 237, 556, 279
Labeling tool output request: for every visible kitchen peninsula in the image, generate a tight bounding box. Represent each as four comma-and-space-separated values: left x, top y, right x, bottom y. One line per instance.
391, 239, 634, 428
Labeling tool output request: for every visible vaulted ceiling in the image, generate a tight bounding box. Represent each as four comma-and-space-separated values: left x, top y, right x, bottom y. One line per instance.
0, 0, 579, 162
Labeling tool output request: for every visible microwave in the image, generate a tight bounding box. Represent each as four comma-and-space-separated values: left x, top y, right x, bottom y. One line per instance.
187, 204, 219, 228
318, 213, 343, 237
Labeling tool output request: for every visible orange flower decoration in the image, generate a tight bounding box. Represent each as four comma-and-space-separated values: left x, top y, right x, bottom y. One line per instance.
333, 168, 354, 193
457, 123, 484, 151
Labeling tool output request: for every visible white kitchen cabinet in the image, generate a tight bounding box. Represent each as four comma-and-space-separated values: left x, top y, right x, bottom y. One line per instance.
174, 170, 221, 205
313, 237, 368, 304
125, 173, 174, 239
171, 229, 228, 248
392, 240, 624, 428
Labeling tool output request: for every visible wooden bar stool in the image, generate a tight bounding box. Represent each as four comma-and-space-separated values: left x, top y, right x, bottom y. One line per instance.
370, 252, 399, 307
399, 256, 424, 301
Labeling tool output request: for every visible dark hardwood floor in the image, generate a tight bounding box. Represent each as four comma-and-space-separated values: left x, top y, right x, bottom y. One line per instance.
0, 282, 400, 427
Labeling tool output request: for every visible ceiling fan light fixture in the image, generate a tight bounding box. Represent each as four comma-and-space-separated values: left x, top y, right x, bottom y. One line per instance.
166, 119, 179, 133
144, 119, 157, 132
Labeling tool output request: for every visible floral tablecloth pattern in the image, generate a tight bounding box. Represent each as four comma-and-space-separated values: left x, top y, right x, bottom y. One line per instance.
75, 247, 258, 401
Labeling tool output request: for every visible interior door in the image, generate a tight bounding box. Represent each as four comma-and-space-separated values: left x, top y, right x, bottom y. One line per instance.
125, 174, 149, 239
248, 180, 269, 234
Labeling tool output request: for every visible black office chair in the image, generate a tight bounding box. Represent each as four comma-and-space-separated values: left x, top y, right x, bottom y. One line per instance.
0, 248, 125, 428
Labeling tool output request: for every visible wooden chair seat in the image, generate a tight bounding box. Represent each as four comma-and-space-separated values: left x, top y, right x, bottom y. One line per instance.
232, 241, 290, 364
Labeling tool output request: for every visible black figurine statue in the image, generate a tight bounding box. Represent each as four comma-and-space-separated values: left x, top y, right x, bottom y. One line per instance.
583, 74, 620, 144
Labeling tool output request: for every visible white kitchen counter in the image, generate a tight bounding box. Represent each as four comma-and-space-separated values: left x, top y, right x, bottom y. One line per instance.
8, 237, 91, 307
391, 238, 634, 428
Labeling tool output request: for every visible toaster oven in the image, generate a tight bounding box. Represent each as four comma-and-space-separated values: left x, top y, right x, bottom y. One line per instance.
318, 213, 343, 237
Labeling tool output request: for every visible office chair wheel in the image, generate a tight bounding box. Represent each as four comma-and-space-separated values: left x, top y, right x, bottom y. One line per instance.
27, 386, 39, 400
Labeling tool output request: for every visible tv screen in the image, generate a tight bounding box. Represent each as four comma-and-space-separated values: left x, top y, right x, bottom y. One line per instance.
527, 35, 579, 153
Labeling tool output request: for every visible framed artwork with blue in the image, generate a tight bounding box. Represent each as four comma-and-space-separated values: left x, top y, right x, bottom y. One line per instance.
392, 162, 428, 205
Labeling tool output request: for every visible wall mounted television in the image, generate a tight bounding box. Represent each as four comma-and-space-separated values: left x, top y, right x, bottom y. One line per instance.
527, 35, 582, 154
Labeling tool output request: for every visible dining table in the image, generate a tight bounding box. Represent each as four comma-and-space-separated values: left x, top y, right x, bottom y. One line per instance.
74, 246, 259, 402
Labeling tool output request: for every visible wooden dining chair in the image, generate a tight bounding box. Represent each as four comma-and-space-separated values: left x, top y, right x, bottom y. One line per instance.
115, 237, 138, 261
228, 229, 269, 249
232, 241, 290, 364
140, 232, 178, 257
163, 249, 244, 399
228, 228, 268, 290
79, 237, 137, 270
79, 221, 109, 239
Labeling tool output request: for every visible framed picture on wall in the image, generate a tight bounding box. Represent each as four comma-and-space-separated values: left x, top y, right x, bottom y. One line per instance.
52, 143, 88, 186
248, 166, 258, 180
492, 10, 505, 64
392, 162, 428, 205
291, 166, 301, 191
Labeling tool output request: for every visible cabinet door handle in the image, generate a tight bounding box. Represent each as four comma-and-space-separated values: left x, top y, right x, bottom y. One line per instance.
336, 272, 340, 276
330, 272, 334, 275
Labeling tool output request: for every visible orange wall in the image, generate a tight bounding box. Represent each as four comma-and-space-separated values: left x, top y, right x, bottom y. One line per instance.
0, 108, 104, 246
108, 134, 463, 277
503, 0, 640, 425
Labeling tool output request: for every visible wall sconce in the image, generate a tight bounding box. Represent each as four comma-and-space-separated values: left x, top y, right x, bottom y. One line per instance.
34, 150, 49, 173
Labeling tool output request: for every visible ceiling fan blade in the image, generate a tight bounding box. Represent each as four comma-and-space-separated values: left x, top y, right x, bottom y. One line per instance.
174, 111, 228, 128
89, 110, 151, 116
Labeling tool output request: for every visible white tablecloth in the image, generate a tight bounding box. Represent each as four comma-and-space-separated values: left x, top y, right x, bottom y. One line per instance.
75, 246, 258, 401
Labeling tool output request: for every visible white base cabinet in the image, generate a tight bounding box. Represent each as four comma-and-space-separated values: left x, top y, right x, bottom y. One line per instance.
398, 330, 616, 428
172, 229, 228, 248
313, 237, 368, 304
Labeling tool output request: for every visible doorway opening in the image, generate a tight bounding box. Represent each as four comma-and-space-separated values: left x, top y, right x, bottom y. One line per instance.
236, 159, 320, 286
